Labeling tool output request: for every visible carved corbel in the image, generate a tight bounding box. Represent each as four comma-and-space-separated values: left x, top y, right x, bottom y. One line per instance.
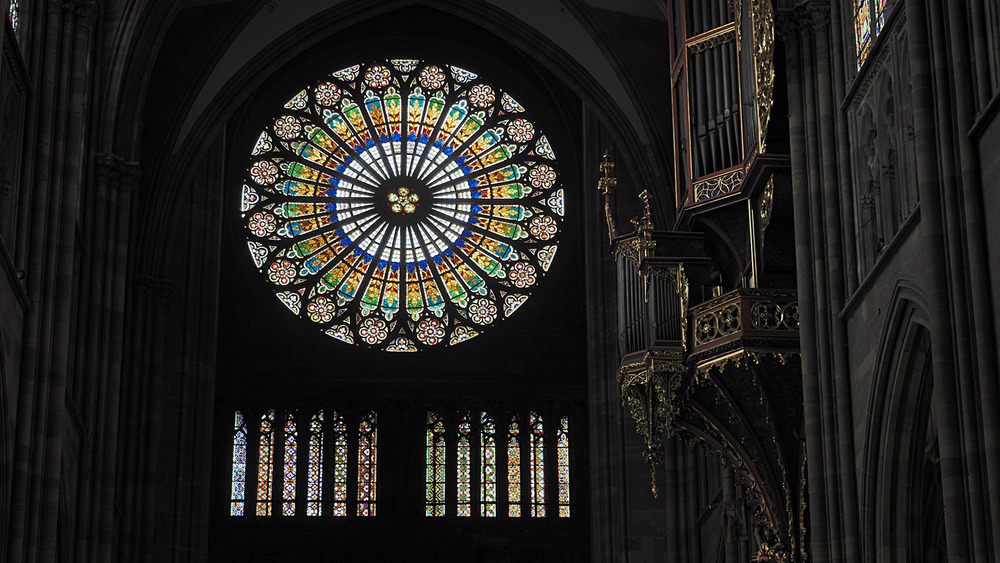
618, 347, 685, 497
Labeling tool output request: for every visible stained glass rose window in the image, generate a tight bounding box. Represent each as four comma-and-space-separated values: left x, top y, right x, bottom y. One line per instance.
241, 59, 565, 351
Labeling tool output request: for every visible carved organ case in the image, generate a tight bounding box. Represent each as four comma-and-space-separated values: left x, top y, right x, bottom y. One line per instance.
668, 0, 793, 291
608, 1, 806, 561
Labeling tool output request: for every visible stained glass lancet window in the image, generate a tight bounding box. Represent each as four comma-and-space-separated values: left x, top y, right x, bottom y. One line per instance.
855, 0, 889, 68
529, 411, 545, 517
357, 411, 378, 516
230, 411, 248, 516
282, 413, 298, 515
457, 413, 472, 517
508, 417, 522, 517
8, 0, 19, 32
306, 411, 324, 516
332, 411, 349, 516
257, 410, 276, 516
241, 59, 564, 352
480, 412, 497, 517
854, 0, 871, 68
557, 416, 570, 517
426, 411, 447, 516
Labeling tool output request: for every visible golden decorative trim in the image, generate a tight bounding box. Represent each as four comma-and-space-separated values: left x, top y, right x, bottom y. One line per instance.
695, 302, 741, 345
750, 301, 799, 330
693, 349, 801, 378
671, 56, 684, 84
694, 168, 744, 201
617, 348, 685, 498
755, 532, 792, 563
687, 27, 737, 54
613, 236, 641, 271
615, 189, 656, 275
760, 175, 774, 231
751, 0, 776, 152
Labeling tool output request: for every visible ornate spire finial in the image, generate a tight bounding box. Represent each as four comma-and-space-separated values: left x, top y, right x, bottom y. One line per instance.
598, 150, 618, 245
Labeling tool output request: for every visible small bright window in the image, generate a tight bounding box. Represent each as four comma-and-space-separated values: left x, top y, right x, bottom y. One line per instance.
256, 410, 276, 516
357, 411, 378, 516
425, 411, 447, 517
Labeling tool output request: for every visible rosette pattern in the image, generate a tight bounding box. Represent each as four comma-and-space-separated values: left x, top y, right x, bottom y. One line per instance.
241, 59, 565, 351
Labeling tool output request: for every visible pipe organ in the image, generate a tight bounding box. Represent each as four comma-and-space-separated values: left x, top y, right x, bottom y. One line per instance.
605, 1, 806, 560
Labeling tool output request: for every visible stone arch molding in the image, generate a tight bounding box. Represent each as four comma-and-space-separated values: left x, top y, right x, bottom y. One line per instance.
172, 0, 651, 158
861, 281, 940, 561
129, 0, 659, 278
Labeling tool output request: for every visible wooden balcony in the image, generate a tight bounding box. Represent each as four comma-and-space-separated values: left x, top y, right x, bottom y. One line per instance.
688, 288, 799, 368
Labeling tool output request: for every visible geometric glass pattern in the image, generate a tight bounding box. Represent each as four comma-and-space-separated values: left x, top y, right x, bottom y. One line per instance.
876, 0, 887, 33
256, 410, 276, 516
557, 416, 570, 518
332, 411, 349, 516
529, 411, 545, 517
426, 411, 447, 517
357, 411, 378, 516
228, 409, 377, 518
230, 411, 248, 516
508, 418, 522, 517
480, 412, 497, 517
282, 413, 298, 516
856, 0, 892, 69
457, 413, 472, 517
8, 0, 18, 33
855, 0, 872, 68
306, 411, 324, 516
241, 59, 564, 352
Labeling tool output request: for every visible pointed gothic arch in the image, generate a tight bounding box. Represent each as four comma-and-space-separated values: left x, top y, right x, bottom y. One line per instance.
861, 284, 945, 561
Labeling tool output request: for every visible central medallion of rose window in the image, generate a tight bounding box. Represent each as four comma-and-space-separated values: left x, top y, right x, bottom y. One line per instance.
240, 59, 565, 351
388, 186, 419, 215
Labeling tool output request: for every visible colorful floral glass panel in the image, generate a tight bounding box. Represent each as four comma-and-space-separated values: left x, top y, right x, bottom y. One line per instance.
557, 416, 570, 517
282, 413, 298, 515
330, 412, 349, 516
306, 411, 324, 516
529, 412, 545, 517
876, 0, 887, 32
357, 411, 378, 516
480, 412, 497, 517
508, 418, 521, 517
855, 0, 872, 68
426, 411, 447, 516
241, 59, 564, 351
457, 414, 472, 516
230, 411, 248, 516
256, 410, 276, 516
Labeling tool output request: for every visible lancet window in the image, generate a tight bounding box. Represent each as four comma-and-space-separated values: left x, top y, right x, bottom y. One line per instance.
228, 408, 377, 518
423, 410, 572, 519
855, 0, 889, 68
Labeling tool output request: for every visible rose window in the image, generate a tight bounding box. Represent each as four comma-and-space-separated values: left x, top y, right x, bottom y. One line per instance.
240, 59, 565, 351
